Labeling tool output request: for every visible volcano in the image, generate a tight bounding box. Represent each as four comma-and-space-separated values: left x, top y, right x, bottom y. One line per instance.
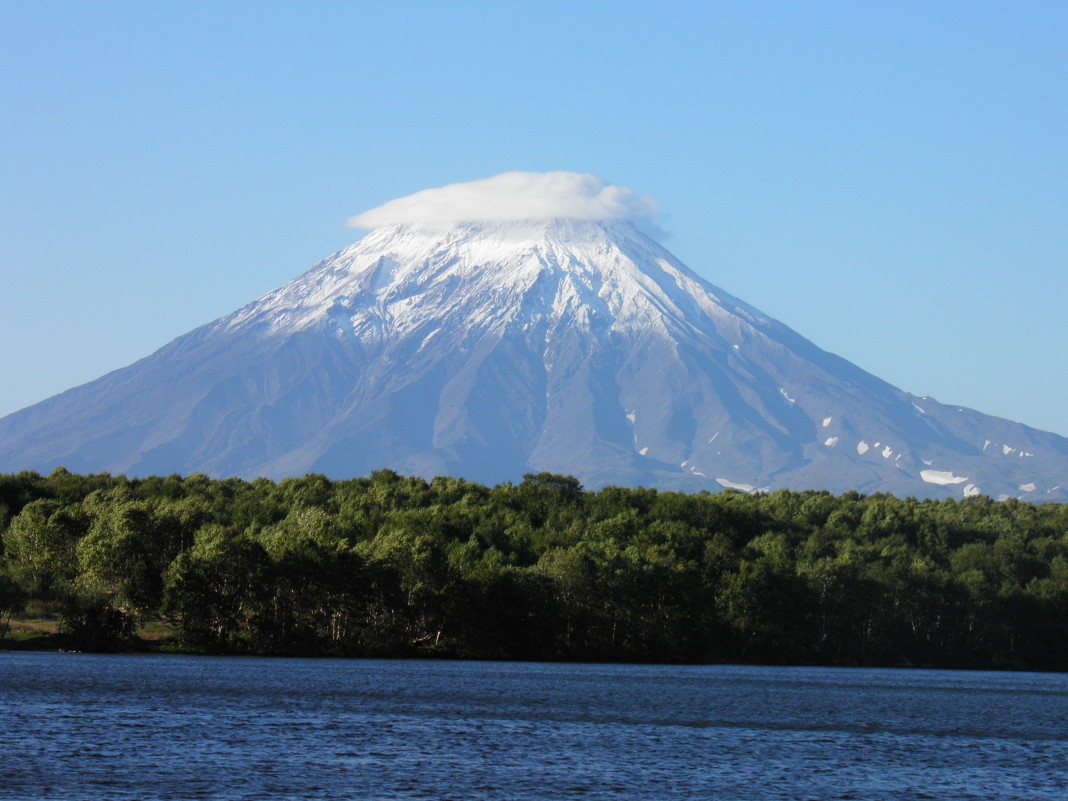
1, 176, 1065, 500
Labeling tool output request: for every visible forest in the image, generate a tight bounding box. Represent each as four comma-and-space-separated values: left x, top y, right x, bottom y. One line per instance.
1, 468, 1066, 670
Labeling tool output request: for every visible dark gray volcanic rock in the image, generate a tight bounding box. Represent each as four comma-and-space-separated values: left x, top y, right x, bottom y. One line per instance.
1, 218, 1066, 500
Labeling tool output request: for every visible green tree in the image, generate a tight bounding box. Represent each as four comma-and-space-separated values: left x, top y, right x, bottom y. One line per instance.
77, 498, 202, 613
162, 526, 271, 652
3, 499, 87, 595
0, 569, 26, 641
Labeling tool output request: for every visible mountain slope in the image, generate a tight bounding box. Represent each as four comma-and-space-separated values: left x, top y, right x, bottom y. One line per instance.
1, 218, 1065, 500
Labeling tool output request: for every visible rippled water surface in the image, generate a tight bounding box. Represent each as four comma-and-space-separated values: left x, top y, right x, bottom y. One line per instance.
2, 652, 1066, 800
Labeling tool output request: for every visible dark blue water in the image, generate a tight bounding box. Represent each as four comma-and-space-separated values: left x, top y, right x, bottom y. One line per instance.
1, 653, 1066, 800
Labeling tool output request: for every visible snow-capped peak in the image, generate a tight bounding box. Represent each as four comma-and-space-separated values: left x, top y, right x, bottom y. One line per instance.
221, 218, 765, 346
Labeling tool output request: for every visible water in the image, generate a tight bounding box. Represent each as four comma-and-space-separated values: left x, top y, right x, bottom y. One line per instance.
2, 653, 1066, 800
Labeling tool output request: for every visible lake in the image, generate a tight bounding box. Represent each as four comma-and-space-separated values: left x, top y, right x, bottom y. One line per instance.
1, 652, 1066, 799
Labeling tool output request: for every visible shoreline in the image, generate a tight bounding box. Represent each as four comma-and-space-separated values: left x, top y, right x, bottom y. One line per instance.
4, 627, 1058, 673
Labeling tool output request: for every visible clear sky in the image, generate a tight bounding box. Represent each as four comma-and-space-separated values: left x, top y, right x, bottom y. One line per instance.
2, 1, 1066, 436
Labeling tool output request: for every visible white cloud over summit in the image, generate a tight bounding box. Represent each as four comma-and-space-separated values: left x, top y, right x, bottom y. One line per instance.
348, 172, 659, 229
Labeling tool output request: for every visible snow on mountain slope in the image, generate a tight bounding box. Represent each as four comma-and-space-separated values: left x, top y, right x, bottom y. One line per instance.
1, 214, 1065, 500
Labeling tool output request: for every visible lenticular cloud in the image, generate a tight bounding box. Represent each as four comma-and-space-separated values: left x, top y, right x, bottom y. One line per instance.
348, 172, 659, 229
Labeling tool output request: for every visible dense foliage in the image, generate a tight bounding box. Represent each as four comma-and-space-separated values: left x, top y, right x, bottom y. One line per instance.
1, 468, 1066, 669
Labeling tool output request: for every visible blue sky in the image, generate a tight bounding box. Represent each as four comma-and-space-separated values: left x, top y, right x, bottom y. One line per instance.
2, 1, 1066, 436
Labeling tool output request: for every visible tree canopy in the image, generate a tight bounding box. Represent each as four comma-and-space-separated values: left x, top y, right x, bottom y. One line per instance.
1, 468, 1066, 669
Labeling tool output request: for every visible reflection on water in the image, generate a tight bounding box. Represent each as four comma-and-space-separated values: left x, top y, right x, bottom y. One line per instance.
2, 653, 1066, 800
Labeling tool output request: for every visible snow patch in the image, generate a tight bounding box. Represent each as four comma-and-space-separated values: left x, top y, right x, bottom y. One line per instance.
824, 437, 838, 447
625, 409, 636, 424
857, 441, 869, 455
822, 417, 833, 428
416, 327, 442, 351
1002, 445, 1015, 456
716, 478, 756, 492
882, 446, 893, 459
963, 484, 982, 498
912, 403, 927, 415
921, 470, 968, 486
1019, 482, 1036, 492
638, 447, 648, 456
779, 387, 796, 405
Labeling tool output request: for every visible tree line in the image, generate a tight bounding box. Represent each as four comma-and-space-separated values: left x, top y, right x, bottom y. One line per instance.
1, 467, 1066, 670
